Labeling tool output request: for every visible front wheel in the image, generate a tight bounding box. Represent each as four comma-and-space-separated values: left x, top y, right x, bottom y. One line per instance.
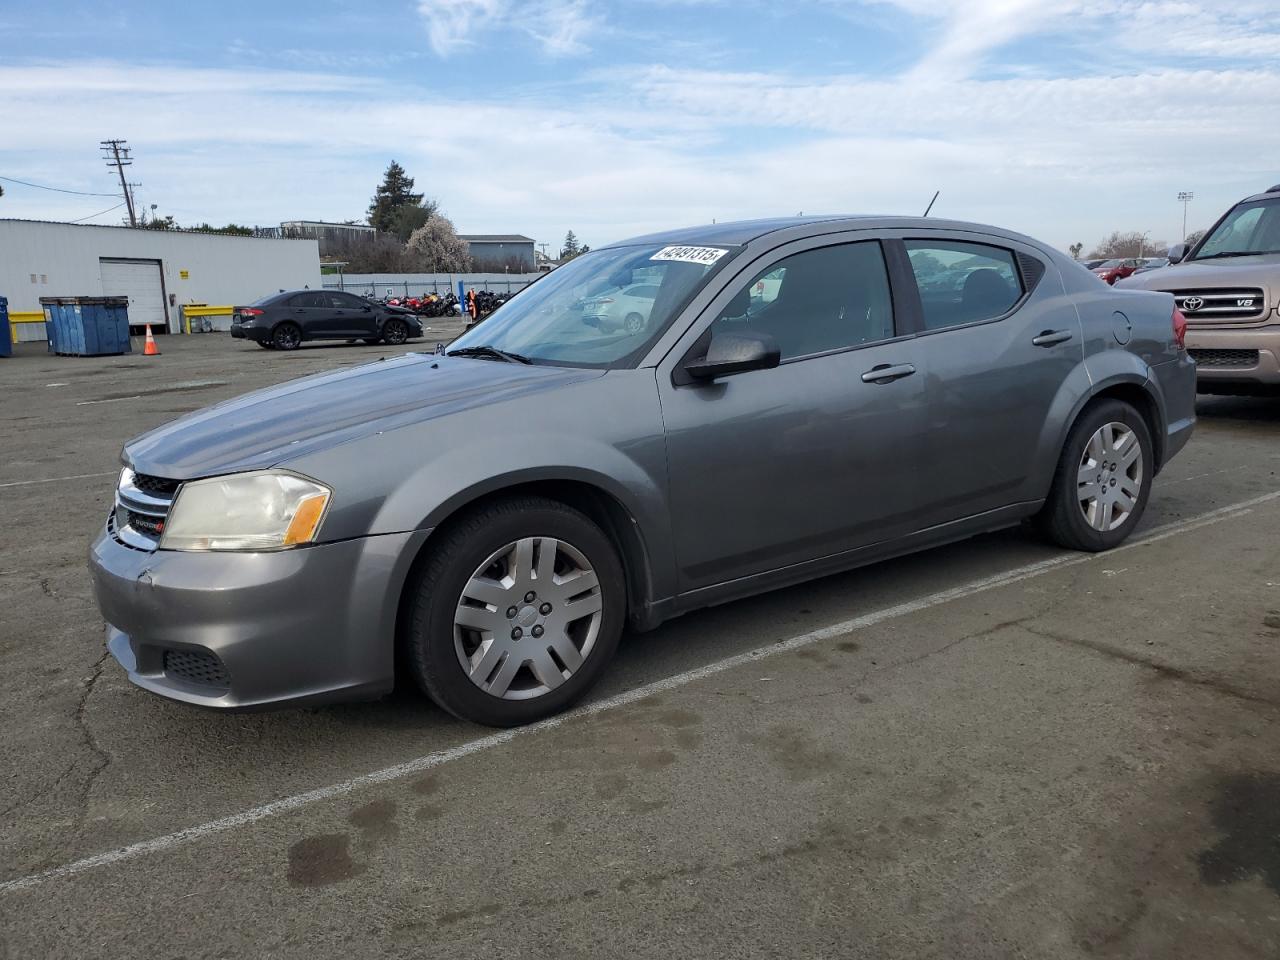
405, 497, 625, 726
382, 318, 409, 345
1037, 399, 1153, 552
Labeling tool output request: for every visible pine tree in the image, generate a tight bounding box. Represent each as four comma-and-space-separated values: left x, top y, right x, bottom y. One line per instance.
561, 230, 580, 260
368, 161, 424, 234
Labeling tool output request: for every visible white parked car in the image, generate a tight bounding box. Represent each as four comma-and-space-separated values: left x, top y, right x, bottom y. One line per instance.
580, 283, 660, 334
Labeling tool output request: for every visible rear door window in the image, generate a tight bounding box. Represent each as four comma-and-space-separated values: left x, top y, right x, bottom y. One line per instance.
905, 240, 1023, 330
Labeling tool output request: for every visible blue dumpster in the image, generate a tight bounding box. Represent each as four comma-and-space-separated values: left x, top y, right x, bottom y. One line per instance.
0, 296, 10, 358
39, 296, 131, 357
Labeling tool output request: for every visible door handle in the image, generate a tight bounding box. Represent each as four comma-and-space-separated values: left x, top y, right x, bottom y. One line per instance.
861, 363, 916, 384
1032, 329, 1073, 347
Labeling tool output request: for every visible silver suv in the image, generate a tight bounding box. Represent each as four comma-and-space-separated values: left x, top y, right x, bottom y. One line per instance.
1119, 184, 1280, 392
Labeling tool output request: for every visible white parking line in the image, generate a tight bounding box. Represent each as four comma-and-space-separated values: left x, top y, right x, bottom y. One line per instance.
3, 488, 1278, 894
75, 396, 142, 406
0, 471, 117, 489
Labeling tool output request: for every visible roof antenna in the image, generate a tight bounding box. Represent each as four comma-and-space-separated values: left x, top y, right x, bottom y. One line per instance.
922, 191, 940, 217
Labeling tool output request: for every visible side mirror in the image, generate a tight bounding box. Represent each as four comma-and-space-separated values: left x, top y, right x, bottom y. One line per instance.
684, 332, 780, 381
1167, 242, 1190, 264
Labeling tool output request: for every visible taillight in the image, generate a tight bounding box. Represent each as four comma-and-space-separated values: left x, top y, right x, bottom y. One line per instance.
1172, 306, 1187, 350
241, 308, 264, 316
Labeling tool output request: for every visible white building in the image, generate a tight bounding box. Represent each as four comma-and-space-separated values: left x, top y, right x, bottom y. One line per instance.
0, 219, 321, 340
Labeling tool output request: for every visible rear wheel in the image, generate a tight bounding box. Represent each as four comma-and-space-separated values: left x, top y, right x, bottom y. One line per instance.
1038, 399, 1152, 551
405, 497, 625, 727
272, 323, 301, 351
382, 318, 409, 345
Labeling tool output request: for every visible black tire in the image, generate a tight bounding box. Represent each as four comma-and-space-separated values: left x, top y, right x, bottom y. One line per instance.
1037, 399, 1153, 552
382, 318, 409, 345
405, 497, 626, 727
272, 322, 302, 351
624, 312, 645, 334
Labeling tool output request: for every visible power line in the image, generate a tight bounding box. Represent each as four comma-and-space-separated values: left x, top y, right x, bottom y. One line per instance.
67, 201, 127, 223
0, 174, 120, 197
100, 139, 138, 226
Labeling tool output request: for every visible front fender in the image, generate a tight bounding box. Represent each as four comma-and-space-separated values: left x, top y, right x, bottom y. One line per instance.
282, 369, 676, 604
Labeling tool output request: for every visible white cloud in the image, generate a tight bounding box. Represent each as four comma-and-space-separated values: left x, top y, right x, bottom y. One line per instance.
416, 0, 597, 56
862, 0, 1280, 78
3, 0, 1279, 251
417, 0, 504, 55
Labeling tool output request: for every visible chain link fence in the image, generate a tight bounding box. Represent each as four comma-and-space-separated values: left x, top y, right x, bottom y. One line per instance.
323, 272, 543, 300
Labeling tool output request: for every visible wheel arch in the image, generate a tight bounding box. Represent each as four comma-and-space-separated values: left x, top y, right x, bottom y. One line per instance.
1083, 379, 1164, 470
270, 318, 303, 341
393, 475, 660, 670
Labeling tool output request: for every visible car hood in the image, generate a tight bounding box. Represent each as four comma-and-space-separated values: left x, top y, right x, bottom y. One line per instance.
124, 354, 604, 479
1117, 254, 1280, 295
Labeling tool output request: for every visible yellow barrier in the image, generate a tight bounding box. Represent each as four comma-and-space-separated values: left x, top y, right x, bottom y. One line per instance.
9, 311, 45, 344
180, 304, 233, 334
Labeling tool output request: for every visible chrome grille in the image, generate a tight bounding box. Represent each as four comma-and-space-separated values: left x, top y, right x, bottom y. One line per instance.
1188, 348, 1260, 369
1166, 287, 1267, 322
113, 469, 179, 551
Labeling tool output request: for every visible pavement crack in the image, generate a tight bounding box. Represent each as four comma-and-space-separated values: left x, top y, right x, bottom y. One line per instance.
72, 649, 114, 826
1020, 624, 1280, 710
0, 760, 80, 821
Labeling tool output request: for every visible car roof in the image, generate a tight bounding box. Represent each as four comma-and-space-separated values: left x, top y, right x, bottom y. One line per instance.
1242, 185, 1280, 202
603, 215, 1050, 250
273, 289, 357, 297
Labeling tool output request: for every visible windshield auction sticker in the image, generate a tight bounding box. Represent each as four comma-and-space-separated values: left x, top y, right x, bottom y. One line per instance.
651, 245, 729, 265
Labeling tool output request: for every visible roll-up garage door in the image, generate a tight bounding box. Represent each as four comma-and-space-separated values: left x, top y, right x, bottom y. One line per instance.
100, 258, 169, 333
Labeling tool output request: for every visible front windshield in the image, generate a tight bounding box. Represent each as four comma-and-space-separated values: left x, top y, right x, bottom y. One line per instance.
1194, 198, 1280, 259
448, 243, 738, 367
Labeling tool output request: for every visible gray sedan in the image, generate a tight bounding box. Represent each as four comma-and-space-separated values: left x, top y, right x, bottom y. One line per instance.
89, 216, 1196, 726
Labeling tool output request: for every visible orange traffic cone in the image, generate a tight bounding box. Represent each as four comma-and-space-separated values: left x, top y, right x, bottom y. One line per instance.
142, 323, 161, 357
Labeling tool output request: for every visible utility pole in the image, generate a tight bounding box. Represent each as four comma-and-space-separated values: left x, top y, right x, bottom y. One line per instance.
101, 139, 138, 226
1177, 191, 1194, 242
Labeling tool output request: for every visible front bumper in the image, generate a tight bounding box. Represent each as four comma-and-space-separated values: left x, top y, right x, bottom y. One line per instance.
88, 524, 430, 710
1186, 321, 1280, 386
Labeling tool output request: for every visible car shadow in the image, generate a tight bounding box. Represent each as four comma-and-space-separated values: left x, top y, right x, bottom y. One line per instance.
1195, 394, 1280, 426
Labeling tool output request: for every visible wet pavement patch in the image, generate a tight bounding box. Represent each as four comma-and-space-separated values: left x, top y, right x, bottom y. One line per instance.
348, 798, 399, 842
1196, 771, 1280, 896
286, 833, 366, 887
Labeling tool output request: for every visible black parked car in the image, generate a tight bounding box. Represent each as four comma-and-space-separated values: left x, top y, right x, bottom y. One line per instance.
231, 290, 423, 350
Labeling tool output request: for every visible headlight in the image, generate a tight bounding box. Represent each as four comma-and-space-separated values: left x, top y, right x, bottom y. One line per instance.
160, 470, 331, 551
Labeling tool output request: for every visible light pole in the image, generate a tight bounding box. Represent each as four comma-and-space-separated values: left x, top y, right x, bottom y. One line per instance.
1178, 191, 1194, 241
1138, 230, 1150, 259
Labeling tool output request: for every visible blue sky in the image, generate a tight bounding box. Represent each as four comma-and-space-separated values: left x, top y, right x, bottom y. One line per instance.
2, 0, 1279, 253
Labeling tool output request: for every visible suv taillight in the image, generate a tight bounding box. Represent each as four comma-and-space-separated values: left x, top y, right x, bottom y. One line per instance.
1172, 306, 1187, 350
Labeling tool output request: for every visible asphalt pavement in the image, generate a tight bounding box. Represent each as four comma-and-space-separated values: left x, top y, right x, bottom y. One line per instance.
1, 334, 1278, 959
